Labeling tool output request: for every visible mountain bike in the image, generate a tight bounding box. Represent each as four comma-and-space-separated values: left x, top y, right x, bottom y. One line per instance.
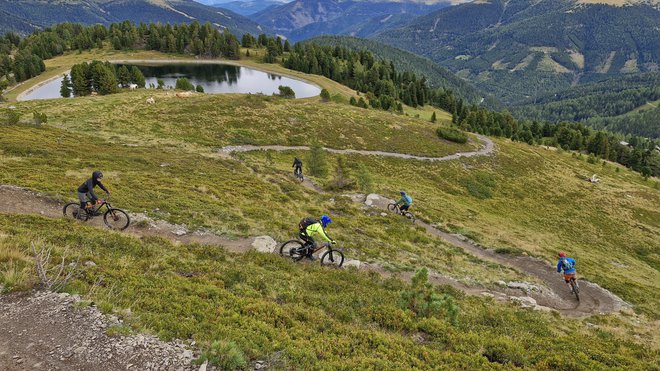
563, 274, 580, 301
63, 197, 131, 231
387, 203, 415, 223
279, 239, 344, 267
294, 167, 304, 182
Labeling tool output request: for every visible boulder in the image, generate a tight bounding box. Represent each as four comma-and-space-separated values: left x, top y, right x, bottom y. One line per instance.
510, 296, 537, 309
343, 259, 361, 269
364, 193, 380, 206
251, 236, 277, 253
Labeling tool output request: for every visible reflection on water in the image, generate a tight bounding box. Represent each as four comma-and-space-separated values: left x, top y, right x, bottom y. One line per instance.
19, 63, 321, 101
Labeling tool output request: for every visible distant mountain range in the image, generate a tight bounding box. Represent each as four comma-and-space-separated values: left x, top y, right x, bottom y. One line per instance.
0, 0, 267, 36
212, 0, 288, 16
373, 0, 660, 105
250, 0, 452, 41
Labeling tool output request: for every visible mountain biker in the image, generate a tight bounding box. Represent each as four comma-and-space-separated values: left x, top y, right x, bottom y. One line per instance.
395, 191, 413, 214
557, 251, 577, 288
298, 215, 335, 260
292, 157, 303, 177
77, 171, 109, 212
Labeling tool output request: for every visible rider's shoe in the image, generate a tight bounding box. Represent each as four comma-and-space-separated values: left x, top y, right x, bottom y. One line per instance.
306, 254, 316, 261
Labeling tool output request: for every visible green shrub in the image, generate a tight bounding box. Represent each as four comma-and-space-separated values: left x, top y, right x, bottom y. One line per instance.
482, 339, 526, 366
33, 112, 47, 125
437, 127, 468, 144
400, 268, 459, 324
320, 88, 330, 102
3, 109, 20, 125
197, 340, 247, 370
356, 163, 374, 193
587, 153, 597, 164
175, 78, 195, 91
195, 85, 205, 93
277, 85, 295, 99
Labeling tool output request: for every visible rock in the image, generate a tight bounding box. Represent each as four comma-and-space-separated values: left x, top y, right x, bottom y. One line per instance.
364, 194, 380, 206
342, 259, 361, 269
510, 296, 537, 309
160, 163, 170, 167
84, 261, 97, 267
481, 292, 495, 298
380, 212, 387, 217
495, 280, 507, 287
251, 236, 277, 253
198, 360, 208, 371
507, 281, 542, 293
172, 229, 187, 236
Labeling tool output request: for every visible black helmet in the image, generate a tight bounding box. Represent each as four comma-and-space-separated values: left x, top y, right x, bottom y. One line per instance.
93, 171, 103, 180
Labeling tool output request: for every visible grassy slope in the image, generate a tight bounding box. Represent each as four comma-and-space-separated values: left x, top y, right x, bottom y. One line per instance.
0, 67, 659, 366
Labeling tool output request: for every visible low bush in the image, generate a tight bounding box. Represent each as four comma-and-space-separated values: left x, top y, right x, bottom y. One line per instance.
437, 127, 468, 143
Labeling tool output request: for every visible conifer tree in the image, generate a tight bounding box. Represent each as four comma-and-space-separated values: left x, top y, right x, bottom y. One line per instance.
60, 74, 72, 98
308, 141, 327, 177
130, 66, 146, 87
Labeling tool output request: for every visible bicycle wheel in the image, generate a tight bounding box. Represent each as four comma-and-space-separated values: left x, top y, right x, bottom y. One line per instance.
387, 203, 397, 212
279, 240, 306, 261
320, 249, 344, 268
63, 202, 88, 221
103, 208, 130, 230
570, 279, 580, 301
404, 212, 416, 223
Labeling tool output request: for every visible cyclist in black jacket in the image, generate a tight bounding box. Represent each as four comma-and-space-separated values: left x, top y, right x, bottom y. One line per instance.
78, 171, 109, 210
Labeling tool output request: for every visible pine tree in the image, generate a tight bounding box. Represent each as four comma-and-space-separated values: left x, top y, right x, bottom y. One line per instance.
431, 111, 437, 123
130, 66, 146, 87
357, 163, 373, 193
97, 65, 118, 95
117, 65, 131, 87
60, 74, 72, 98
320, 88, 330, 102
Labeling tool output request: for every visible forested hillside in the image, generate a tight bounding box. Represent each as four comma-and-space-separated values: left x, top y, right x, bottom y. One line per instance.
308, 36, 499, 107
0, 0, 266, 37
374, 0, 660, 106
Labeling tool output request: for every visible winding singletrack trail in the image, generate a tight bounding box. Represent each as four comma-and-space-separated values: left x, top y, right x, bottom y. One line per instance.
219, 134, 495, 161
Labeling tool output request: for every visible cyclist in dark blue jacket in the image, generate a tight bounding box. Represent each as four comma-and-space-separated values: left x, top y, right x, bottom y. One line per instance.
77, 171, 109, 210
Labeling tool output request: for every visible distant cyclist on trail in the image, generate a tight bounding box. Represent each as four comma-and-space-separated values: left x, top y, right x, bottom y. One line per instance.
292, 157, 303, 177
298, 215, 335, 260
77, 171, 109, 212
557, 251, 578, 288
395, 191, 413, 215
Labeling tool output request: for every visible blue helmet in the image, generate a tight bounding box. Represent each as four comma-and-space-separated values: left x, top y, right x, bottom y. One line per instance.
320, 215, 332, 227
400, 191, 406, 196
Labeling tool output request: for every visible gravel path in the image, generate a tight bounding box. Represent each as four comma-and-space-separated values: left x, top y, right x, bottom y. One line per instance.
219, 134, 495, 161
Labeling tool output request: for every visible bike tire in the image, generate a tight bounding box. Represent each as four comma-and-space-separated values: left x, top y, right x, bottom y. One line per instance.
387, 203, 397, 212
63, 202, 88, 221
320, 249, 344, 268
103, 208, 130, 230
570, 279, 580, 301
279, 240, 306, 261
404, 212, 416, 223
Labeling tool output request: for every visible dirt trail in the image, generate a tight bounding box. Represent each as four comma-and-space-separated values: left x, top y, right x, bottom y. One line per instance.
218, 134, 495, 162
359, 194, 630, 317
0, 183, 629, 317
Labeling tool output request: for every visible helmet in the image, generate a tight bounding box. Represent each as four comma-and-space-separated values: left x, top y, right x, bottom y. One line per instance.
320, 215, 332, 227
400, 191, 406, 196
558, 251, 566, 258
93, 171, 103, 180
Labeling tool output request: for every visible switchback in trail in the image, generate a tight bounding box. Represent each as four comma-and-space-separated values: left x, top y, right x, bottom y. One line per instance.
219, 134, 495, 161
0, 181, 629, 318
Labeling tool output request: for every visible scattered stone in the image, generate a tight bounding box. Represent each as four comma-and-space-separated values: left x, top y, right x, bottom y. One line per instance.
198, 360, 208, 371
251, 236, 277, 253
495, 280, 507, 287
84, 261, 97, 267
507, 281, 542, 293
172, 229, 187, 236
510, 296, 537, 309
481, 292, 495, 298
342, 259, 361, 269
160, 163, 170, 167
380, 212, 387, 217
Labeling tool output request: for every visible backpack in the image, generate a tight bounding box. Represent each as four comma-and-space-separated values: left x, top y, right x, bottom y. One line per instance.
560, 258, 573, 271
298, 217, 318, 231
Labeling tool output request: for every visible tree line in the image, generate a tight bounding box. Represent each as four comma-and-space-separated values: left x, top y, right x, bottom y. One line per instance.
61, 61, 146, 97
